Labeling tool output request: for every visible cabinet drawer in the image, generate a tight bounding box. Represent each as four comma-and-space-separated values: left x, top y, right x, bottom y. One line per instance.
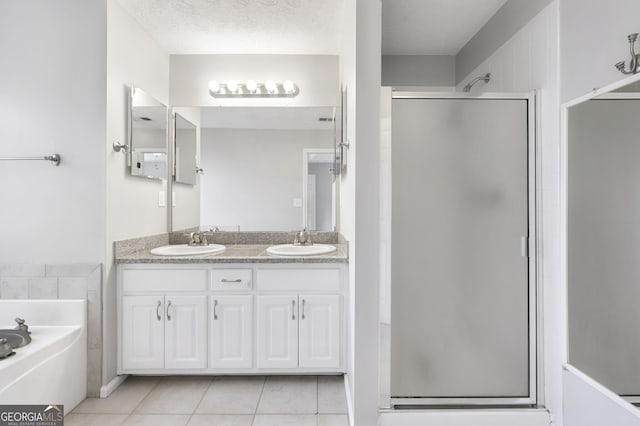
257, 269, 341, 291
122, 269, 207, 292
210, 269, 252, 291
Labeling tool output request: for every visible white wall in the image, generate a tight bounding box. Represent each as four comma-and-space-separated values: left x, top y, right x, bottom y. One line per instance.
339, 0, 381, 425
200, 128, 332, 231
382, 55, 455, 87
560, 0, 640, 103
338, 0, 358, 420
104, 1, 170, 387
0, 1, 107, 264
171, 106, 201, 231
457, 2, 562, 424
170, 55, 339, 107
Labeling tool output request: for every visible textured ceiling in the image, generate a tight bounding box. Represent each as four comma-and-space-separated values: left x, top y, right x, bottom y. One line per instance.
382, 0, 509, 55
117, 0, 345, 54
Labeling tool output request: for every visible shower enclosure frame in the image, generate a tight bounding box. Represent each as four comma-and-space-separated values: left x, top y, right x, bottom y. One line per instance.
560, 72, 640, 415
380, 90, 542, 408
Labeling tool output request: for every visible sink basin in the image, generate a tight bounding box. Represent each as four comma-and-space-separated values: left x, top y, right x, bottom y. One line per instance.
150, 244, 226, 256
266, 244, 337, 256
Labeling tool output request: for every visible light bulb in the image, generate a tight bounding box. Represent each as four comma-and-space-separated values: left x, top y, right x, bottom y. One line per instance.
208, 80, 220, 93
226, 80, 238, 93
283, 80, 295, 94
265, 80, 277, 93
246, 80, 257, 93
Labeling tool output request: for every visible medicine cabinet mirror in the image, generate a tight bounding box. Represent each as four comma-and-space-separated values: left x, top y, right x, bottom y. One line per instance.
566, 76, 640, 402
174, 112, 197, 185
128, 86, 168, 180
171, 106, 339, 232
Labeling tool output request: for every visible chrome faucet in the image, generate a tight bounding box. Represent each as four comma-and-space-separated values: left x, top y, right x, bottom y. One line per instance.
188, 231, 208, 246
293, 229, 313, 246
615, 33, 640, 75
187, 228, 219, 246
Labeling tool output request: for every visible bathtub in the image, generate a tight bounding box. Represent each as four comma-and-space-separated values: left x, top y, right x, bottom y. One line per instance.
0, 300, 86, 412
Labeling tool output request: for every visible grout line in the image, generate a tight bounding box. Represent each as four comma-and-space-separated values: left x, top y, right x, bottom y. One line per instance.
252, 375, 267, 424
119, 414, 130, 426
185, 412, 195, 424
130, 376, 163, 415
190, 375, 215, 420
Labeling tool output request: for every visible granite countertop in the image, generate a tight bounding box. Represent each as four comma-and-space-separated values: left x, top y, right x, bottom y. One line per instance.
116, 243, 348, 264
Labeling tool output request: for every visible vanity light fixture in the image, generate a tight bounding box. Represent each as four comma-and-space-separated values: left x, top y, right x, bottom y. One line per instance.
208, 79, 299, 98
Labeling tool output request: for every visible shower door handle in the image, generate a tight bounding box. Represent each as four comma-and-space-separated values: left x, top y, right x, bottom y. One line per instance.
521, 236, 529, 258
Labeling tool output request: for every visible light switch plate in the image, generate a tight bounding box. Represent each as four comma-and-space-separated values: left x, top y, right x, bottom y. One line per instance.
158, 191, 166, 207
172, 191, 176, 207
293, 198, 303, 207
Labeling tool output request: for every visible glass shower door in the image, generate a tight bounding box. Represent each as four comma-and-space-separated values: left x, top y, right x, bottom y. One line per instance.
390, 96, 534, 404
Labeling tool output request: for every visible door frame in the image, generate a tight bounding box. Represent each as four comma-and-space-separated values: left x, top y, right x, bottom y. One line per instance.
386, 91, 540, 407
302, 148, 337, 231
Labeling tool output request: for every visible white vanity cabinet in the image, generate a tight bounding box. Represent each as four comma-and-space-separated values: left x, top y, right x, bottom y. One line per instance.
164, 295, 207, 369
257, 295, 300, 368
122, 295, 164, 370
256, 294, 341, 369
298, 295, 341, 369
117, 264, 346, 375
210, 295, 253, 368
121, 295, 207, 370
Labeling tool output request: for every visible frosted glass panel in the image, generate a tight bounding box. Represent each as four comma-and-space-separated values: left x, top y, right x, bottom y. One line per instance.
391, 98, 530, 398
568, 99, 640, 396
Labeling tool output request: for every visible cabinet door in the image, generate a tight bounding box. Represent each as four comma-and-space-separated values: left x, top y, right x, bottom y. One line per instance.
122, 295, 164, 370
165, 295, 207, 369
257, 295, 298, 369
210, 295, 253, 368
299, 295, 341, 369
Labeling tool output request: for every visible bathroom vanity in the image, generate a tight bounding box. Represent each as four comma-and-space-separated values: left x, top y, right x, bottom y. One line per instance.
115, 240, 348, 375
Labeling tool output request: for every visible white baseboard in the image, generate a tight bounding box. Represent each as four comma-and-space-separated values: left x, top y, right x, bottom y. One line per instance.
378, 408, 551, 426
100, 374, 128, 398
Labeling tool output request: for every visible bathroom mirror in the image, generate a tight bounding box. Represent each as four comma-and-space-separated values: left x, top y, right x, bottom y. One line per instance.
174, 113, 197, 185
171, 106, 339, 232
128, 86, 168, 180
566, 76, 640, 402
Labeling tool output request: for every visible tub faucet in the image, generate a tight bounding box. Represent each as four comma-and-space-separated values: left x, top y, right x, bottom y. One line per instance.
294, 229, 313, 246
615, 33, 640, 74
14, 318, 30, 334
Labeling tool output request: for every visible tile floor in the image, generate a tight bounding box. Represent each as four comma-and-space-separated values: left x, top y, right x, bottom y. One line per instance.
67, 375, 349, 426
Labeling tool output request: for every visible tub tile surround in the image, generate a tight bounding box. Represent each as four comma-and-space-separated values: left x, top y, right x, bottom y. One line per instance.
69, 375, 349, 426
0, 263, 103, 397
115, 231, 348, 264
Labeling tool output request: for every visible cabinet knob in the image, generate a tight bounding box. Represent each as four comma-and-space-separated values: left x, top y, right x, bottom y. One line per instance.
213, 299, 218, 320
156, 300, 162, 321
301, 299, 306, 320
292, 299, 296, 320
166, 300, 172, 321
